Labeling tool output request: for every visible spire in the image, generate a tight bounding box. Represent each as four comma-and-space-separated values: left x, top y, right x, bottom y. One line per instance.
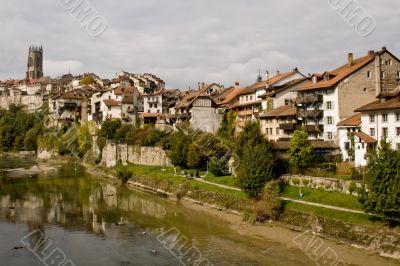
257, 68, 262, 82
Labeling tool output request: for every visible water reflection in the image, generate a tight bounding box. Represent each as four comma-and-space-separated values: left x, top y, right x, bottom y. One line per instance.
0, 161, 313, 266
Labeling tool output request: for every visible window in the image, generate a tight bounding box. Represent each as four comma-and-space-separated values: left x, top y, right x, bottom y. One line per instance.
397, 71, 400, 79
370, 128, 376, 137
382, 127, 388, 137
381, 71, 385, 79
382, 113, 388, 122
370, 114, 375, 123
327, 132, 333, 140
108, 106, 111, 111
367, 71, 372, 78
154, 104, 158, 108
396, 113, 400, 121
246, 96, 248, 101
270, 128, 273, 135
326, 101, 332, 110
397, 127, 400, 136
265, 128, 269, 135
345, 142, 350, 150
157, 109, 160, 113
285, 99, 290, 105
276, 128, 279, 135
250, 96, 253, 101
327, 116, 333, 125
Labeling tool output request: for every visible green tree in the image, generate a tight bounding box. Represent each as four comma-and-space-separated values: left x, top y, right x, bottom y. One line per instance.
218, 110, 237, 139
289, 129, 313, 174
187, 143, 207, 170
99, 119, 121, 140
236, 122, 276, 198
78, 124, 92, 156
168, 130, 191, 168
359, 140, 400, 221
80, 75, 96, 85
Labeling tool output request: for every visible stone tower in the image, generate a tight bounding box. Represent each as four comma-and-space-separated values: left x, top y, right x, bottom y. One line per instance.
26, 46, 43, 80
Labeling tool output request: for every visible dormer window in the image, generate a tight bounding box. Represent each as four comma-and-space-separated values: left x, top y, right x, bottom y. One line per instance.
312, 76, 317, 84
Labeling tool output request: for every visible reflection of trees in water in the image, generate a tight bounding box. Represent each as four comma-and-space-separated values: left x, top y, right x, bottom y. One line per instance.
0, 164, 169, 235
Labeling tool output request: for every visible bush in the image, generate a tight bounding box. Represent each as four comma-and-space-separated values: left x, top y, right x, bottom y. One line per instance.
116, 167, 133, 183
251, 180, 283, 222
209, 157, 230, 177
292, 177, 300, 186
349, 181, 357, 195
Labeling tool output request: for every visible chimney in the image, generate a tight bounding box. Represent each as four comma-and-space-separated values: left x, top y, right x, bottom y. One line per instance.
375, 54, 382, 97
198, 82, 201, 90
348, 53, 354, 67
368, 50, 374, 56
277, 70, 280, 75
234, 81, 240, 87
201, 82, 205, 89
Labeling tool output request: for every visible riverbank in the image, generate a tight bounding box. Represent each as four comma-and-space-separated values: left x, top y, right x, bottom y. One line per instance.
84, 163, 400, 264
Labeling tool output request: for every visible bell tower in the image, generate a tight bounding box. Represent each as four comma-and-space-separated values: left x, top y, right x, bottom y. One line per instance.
26, 45, 43, 80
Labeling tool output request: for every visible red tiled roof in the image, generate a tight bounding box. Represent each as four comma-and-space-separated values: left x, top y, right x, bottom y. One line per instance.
103, 99, 121, 107
355, 131, 377, 144
337, 113, 361, 127
259, 105, 296, 118
299, 48, 390, 92
354, 96, 400, 112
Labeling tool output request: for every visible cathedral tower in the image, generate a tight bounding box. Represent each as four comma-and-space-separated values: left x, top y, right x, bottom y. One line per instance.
26, 46, 43, 80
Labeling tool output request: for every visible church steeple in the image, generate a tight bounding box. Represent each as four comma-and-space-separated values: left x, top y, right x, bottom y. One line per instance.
26, 45, 44, 80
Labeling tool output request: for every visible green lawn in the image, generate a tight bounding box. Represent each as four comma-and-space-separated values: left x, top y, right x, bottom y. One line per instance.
284, 202, 380, 227
281, 185, 362, 210
203, 174, 238, 187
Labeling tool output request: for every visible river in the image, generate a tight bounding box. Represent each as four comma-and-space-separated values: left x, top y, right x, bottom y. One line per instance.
0, 159, 398, 266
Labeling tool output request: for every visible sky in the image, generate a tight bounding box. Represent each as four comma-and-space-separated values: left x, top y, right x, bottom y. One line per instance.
1, 0, 400, 89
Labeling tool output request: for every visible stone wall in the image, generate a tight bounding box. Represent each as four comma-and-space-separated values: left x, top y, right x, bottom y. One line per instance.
102, 143, 172, 168
281, 175, 362, 195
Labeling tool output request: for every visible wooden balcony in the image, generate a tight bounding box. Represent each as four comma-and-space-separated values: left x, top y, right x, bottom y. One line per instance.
303, 124, 324, 133
92, 112, 103, 122
237, 110, 253, 116
279, 123, 297, 131
297, 109, 323, 118
296, 94, 323, 105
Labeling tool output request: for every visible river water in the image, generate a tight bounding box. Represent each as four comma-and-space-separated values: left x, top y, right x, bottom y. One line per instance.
0, 159, 397, 266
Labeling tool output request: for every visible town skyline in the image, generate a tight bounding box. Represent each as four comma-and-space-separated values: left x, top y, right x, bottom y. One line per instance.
1, 0, 400, 88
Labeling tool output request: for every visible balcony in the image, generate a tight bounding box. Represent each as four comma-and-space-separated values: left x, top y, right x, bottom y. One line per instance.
279, 123, 297, 131
237, 110, 253, 116
236, 120, 248, 127
303, 124, 324, 133
92, 112, 103, 122
296, 94, 323, 105
297, 109, 323, 118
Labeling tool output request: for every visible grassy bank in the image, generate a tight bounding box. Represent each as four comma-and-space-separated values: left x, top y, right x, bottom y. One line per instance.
116, 164, 250, 211
110, 164, 384, 228
281, 185, 362, 210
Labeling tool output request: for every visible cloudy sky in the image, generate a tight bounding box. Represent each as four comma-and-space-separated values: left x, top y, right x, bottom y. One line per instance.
1, 0, 400, 88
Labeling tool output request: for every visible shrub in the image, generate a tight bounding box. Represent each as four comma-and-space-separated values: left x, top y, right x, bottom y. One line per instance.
292, 177, 300, 186
209, 157, 230, 177
348, 181, 357, 195
116, 167, 133, 183
302, 179, 310, 187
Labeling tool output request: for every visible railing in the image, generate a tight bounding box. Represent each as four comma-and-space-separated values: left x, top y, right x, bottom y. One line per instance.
297, 109, 323, 118
237, 110, 253, 116
279, 123, 297, 131
303, 124, 324, 133
92, 112, 103, 122
296, 94, 323, 105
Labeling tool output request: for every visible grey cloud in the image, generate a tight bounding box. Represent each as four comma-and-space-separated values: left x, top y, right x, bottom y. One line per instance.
0, 0, 399, 88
